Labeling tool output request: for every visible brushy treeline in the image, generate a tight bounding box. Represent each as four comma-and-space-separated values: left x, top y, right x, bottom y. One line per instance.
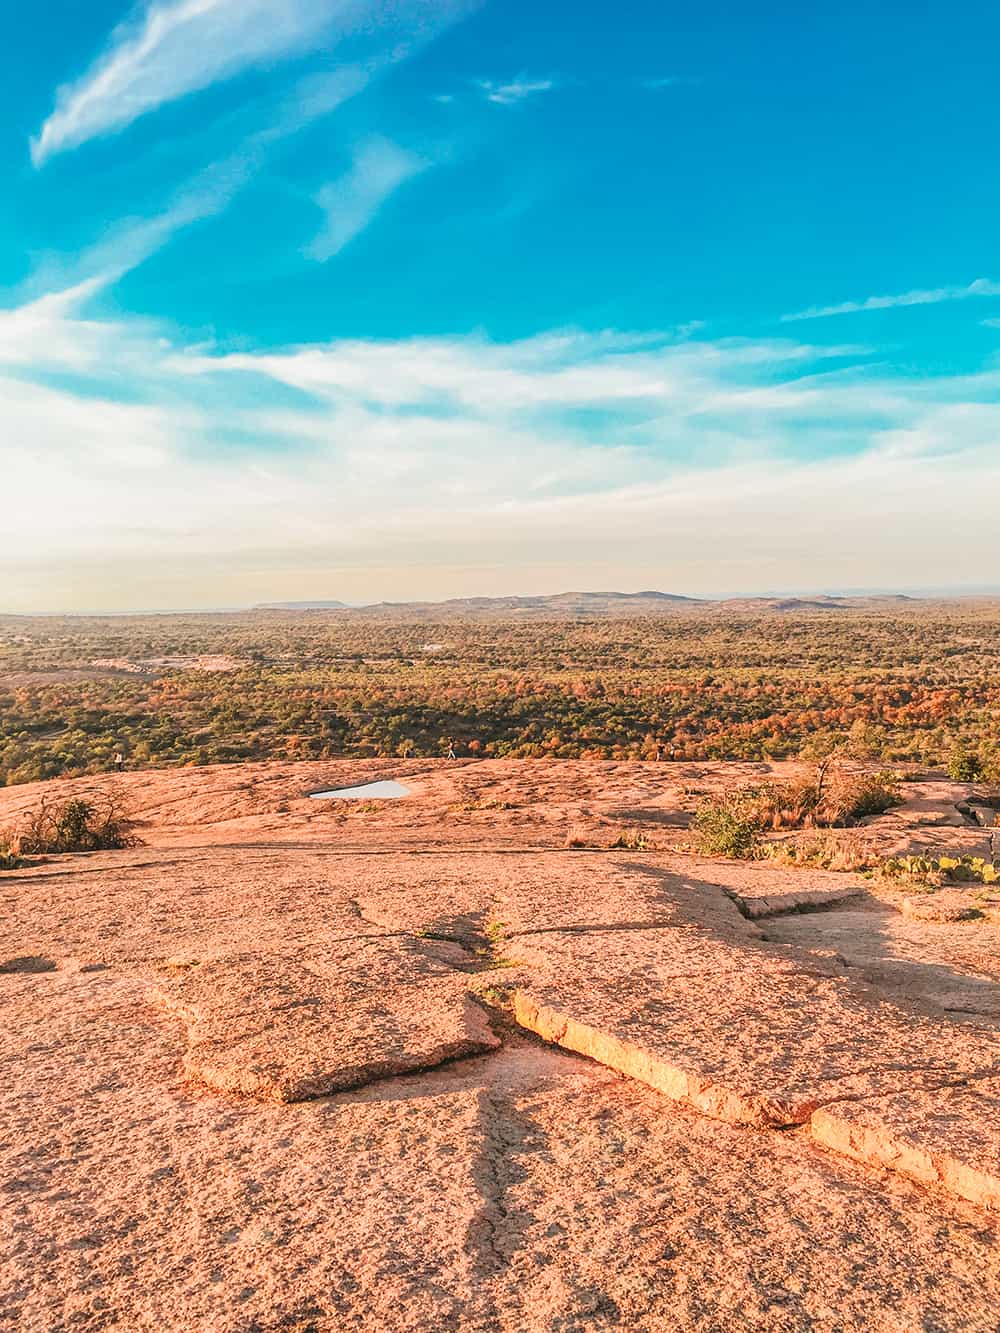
1, 605, 999, 786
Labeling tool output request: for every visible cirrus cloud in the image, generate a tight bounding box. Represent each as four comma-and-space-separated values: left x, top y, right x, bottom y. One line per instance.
32, 0, 475, 164
782, 277, 1000, 322
307, 136, 428, 262
477, 76, 555, 105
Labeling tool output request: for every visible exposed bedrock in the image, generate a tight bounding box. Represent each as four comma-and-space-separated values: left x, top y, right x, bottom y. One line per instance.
152, 938, 500, 1102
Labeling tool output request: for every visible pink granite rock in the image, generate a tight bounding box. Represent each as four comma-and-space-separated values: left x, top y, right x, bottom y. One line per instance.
505, 927, 1000, 1129
153, 939, 499, 1101
902, 891, 984, 923
811, 1078, 1000, 1211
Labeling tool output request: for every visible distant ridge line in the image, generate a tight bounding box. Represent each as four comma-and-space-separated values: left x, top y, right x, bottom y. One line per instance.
250, 589, 930, 619
256, 600, 349, 610
10, 591, 999, 620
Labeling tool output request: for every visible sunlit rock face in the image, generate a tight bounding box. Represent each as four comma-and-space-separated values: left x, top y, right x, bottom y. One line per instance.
4, 758, 1000, 1328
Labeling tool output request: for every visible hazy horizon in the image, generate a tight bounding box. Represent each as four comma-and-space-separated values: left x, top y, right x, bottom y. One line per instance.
6, 582, 1000, 620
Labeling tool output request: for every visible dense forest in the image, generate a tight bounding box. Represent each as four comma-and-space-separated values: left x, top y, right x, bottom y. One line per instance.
1, 603, 998, 785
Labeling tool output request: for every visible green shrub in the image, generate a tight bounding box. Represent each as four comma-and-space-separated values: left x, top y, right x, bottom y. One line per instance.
757, 836, 877, 873
875, 853, 999, 886
692, 763, 902, 860
608, 828, 658, 851
691, 801, 762, 858
948, 748, 983, 782
16, 796, 140, 855
981, 748, 1000, 784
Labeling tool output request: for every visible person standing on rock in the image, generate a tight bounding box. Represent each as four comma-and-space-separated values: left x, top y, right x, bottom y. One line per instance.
113, 751, 125, 773
447, 737, 457, 760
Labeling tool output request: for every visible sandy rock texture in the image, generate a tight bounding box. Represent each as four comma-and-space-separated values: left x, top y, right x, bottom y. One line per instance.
505, 924, 999, 1124
2, 758, 1000, 1330
153, 940, 499, 1102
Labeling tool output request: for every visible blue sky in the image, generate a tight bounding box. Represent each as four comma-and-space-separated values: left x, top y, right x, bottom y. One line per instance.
2, 0, 999, 611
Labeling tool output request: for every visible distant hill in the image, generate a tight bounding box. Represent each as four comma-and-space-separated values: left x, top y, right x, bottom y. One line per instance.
717, 596, 852, 612
245, 590, 941, 620
715, 594, 922, 613
255, 600, 349, 611
343, 590, 704, 620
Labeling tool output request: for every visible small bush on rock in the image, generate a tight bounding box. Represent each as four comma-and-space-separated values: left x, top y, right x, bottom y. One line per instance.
693, 764, 902, 859
691, 798, 763, 858
757, 836, 878, 873
947, 744, 1000, 785
824, 769, 902, 822
608, 828, 658, 851
874, 853, 999, 887
948, 748, 983, 782
15, 795, 141, 855
0, 843, 25, 870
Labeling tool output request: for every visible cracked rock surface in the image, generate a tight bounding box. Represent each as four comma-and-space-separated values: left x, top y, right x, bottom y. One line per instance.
505, 925, 1000, 1126
152, 940, 500, 1101
811, 1077, 1000, 1210
2, 758, 1000, 1329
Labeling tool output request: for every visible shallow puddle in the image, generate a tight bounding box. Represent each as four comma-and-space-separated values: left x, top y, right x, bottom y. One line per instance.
309, 780, 410, 800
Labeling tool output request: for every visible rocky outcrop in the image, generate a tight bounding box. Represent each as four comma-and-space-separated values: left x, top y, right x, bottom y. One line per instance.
504, 926, 1000, 1140
5, 759, 1000, 1327
811, 1078, 1000, 1210
152, 940, 499, 1102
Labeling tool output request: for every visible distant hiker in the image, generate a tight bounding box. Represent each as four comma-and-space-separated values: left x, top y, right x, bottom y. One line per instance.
654, 744, 663, 762
668, 742, 677, 761
113, 751, 125, 773
447, 737, 457, 760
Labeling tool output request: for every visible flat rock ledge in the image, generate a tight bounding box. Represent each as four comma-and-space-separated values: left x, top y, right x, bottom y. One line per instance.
153, 939, 499, 1102
149, 899, 1000, 1211
500, 925, 1000, 1211
512, 992, 819, 1127
812, 1079, 1000, 1211
730, 885, 864, 921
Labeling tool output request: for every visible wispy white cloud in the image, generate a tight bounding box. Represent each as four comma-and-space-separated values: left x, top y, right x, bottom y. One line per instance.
782, 277, 1000, 322
4, 288, 1000, 610
477, 76, 555, 105
75, 157, 254, 286
307, 136, 428, 262
25, 65, 375, 299
260, 64, 373, 142
442, 73, 692, 107
0, 282, 145, 374
189, 330, 676, 406
32, 0, 473, 164
33, 0, 341, 163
